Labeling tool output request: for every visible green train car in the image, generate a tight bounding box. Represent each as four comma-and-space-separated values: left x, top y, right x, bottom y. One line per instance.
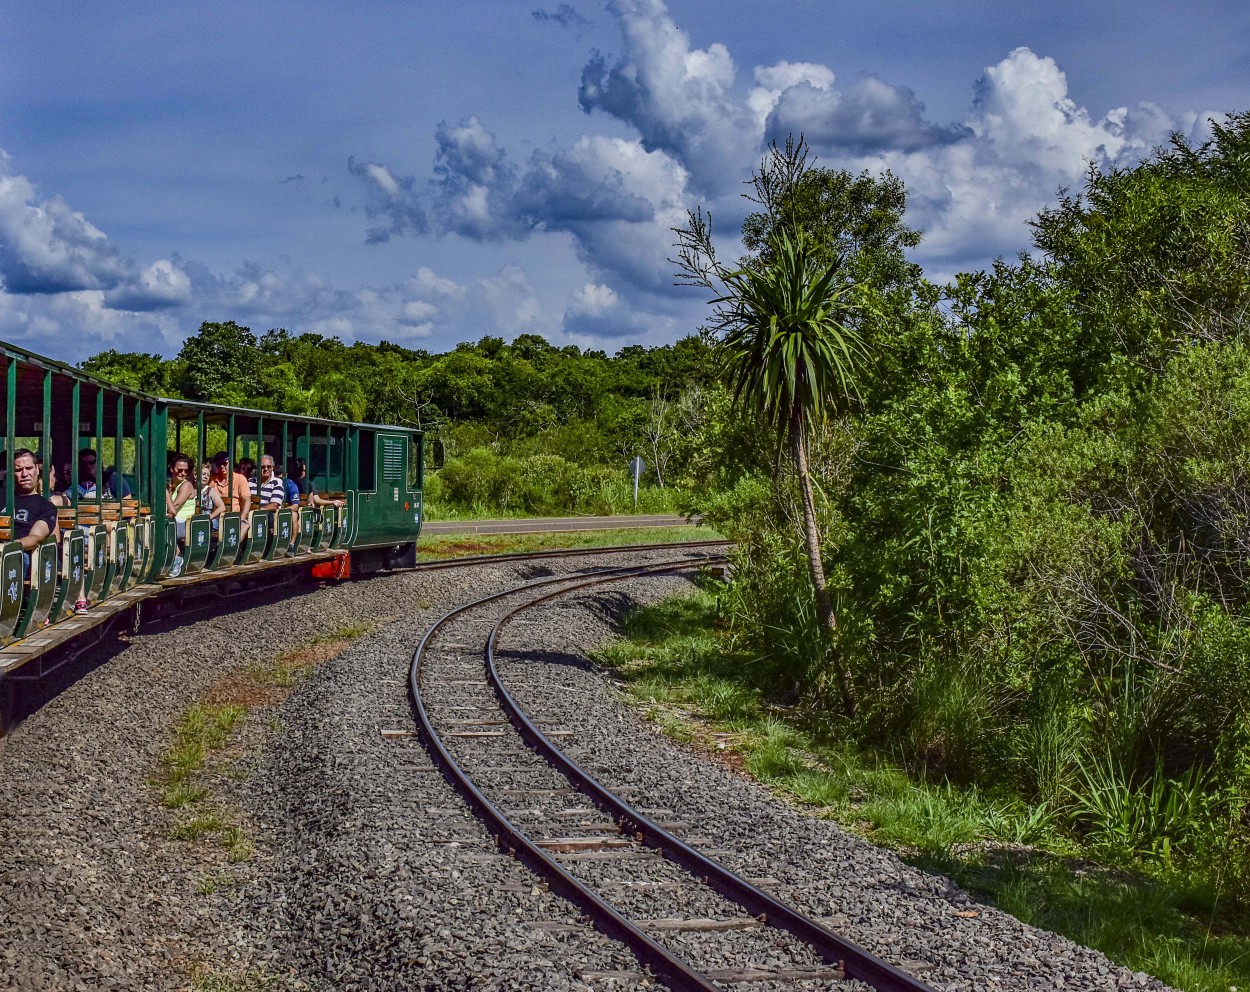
0, 338, 422, 652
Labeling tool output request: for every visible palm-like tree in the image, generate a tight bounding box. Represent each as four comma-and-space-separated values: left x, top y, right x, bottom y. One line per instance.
725, 231, 865, 712
673, 150, 868, 715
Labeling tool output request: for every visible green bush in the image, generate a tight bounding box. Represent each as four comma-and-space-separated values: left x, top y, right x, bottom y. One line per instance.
425, 447, 679, 517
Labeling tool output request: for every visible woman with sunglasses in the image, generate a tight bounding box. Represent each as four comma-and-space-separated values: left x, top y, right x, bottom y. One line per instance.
166, 454, 195, 577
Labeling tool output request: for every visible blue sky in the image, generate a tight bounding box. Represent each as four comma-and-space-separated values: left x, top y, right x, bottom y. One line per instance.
1, 0, 1246, 363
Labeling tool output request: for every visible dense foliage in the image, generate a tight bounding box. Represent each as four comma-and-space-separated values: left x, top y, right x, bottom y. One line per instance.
686, 115, 1250, 902
81, 325, 717, 514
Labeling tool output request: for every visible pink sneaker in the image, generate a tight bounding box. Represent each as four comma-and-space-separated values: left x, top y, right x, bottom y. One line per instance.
74, 600, 89, 615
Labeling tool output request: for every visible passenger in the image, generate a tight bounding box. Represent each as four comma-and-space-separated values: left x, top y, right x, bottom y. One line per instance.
282, 459, 302, 552
35, 455, 69, 510
253, 455, 284, 528
166, 454, 195, 577
199, 461, 226, 535
209, 452, 251, 539
287, 457, 345, 510
284, 458, 302, 507
75, 448, 98, 497
75, 448, 131, 499
55, 461, 72, 498
5, 448, 57, 581
237, 457, 256, 484
103, 463, 132, 499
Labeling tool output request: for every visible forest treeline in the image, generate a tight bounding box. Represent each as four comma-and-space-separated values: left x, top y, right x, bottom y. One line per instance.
81, 323, 719, 514
82, 114, 1250, 934
82, 325, 716, 462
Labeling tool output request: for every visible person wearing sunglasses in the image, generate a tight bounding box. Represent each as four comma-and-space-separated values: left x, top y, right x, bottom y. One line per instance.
252, 456, 285, 528
166, 453, 195, 577
77, 447, 132, 499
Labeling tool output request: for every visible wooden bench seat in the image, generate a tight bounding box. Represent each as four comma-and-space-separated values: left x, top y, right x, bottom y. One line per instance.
65, 501, 151, 525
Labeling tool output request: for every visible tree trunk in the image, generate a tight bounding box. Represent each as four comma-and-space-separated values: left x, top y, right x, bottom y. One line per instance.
789, 408, 856, 716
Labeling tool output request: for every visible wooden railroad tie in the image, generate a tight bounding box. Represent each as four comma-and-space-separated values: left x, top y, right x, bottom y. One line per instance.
533, 836, 632, 853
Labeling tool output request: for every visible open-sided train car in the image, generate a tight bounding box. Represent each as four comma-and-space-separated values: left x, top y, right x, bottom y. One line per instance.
0, 338, 422, 684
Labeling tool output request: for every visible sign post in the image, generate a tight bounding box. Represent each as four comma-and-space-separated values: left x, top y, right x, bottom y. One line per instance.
629, 456, 645, 512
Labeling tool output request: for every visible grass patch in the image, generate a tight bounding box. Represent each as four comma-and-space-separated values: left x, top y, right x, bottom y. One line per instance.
163, 781, 209, 809
168, 809, 230, 842
155, 623, 373, 870
156, 703, 247, 801
189, 968, 277, 992
932, 854, 1250, 992
222, 824, 253, 864
220, 622, 375, 702
418, 524, 722, 560
596, 587, 1250, 992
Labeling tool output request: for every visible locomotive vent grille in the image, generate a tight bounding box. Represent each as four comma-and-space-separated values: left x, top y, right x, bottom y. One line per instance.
381, 436, 405, 482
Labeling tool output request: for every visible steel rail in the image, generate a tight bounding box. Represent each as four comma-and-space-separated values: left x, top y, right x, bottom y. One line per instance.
400, 538, 731, 573
409, 553, 728, 992
486, 573, 937, 992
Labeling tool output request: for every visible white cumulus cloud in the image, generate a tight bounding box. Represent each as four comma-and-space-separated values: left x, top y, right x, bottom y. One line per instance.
0, 151, 134, 294
577, 0, 756, 195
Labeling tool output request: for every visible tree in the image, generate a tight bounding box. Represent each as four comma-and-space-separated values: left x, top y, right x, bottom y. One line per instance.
79, 350, 175, 394
742, 158, 922, 290
673, 137, 874, 714
307, 372, 368, 422
175, 321, 264, 401
1029, 111, 1250, 391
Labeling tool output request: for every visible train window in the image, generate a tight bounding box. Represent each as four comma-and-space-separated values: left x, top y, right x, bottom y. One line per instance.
301, 434, 342, 486
327, 434, 342, 480
306, 438, 326, 479
380, 435, 405, 483
358, 430, 376, 491
408, 434, 422, 490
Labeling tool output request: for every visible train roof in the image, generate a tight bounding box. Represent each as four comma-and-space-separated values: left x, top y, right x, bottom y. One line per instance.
158, 396, 423, 435
0, 337, 419, 435
0, 338, 152, 403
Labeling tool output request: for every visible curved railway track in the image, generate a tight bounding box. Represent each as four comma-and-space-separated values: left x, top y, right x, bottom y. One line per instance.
0, 539, 1171, 989
403, 537, 731, 572
410, 549, 935, 992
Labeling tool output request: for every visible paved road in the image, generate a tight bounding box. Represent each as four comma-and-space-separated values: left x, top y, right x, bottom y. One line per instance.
420, 513, 697, 536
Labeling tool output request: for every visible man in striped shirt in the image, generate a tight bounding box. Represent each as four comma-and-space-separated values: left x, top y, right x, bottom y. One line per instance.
252, 456, 286, 526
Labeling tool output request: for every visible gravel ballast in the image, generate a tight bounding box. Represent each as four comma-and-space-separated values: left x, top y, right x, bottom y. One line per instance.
0, 552, 1175, 991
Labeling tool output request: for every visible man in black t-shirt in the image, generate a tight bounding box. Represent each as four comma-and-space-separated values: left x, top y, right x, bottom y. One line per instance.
8, 448, 57, 552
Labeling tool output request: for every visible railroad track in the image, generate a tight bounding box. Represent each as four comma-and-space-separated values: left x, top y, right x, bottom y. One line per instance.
409, 549, 935, 992
405, 537, 732, 572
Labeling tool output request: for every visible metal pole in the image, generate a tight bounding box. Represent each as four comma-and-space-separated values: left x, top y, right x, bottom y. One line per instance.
41, 369, 52, 495
4, 357, 15, 515
196, 411, 205, 481
94, 388, 104, 512
70, 382, 80, 508
115, 393, 124, 505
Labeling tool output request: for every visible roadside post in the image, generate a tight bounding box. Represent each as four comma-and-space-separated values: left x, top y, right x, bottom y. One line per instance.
629, 456, 644, 511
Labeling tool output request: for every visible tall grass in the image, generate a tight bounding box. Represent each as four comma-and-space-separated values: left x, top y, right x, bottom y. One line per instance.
596, 584, 1250, 991
424, 448, 677, 518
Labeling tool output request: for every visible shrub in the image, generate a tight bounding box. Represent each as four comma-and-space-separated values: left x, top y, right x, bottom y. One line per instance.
425, 447, 678, 517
